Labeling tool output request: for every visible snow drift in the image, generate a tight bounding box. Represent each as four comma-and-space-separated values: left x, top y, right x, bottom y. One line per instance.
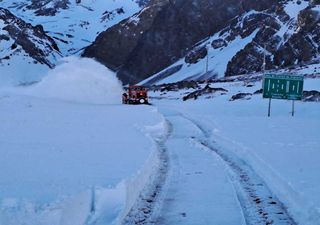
0, 89, 166, 225
28, 57, 123, 104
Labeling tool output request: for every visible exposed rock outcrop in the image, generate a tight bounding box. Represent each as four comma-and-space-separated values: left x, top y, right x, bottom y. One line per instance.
26, 0, 70, 16
0, 8, 60, 67
303, 90, 320, 102
229, 92, 252, 101
185, 47, 208, 64
225, 5, 320, 76
183, 84, 228, 101
83, 0, 277, 84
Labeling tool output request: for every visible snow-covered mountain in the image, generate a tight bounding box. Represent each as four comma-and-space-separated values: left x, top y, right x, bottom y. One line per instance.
0, 0, 320, 86
142, 1, 320, 85
0, 7, 61, 85
0, 0, 149, 85
84, 0, 320, 85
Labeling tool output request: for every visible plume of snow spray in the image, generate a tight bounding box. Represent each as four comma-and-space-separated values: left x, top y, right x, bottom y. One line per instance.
29, 57, 123, 104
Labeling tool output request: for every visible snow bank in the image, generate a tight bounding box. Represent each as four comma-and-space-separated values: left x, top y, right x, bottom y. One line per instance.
28, 57, 123, 104
118, 115, 168, 222
0, 185, 127, 225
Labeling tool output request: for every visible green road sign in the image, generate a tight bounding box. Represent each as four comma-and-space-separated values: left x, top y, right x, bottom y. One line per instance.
263, 74, 304, 100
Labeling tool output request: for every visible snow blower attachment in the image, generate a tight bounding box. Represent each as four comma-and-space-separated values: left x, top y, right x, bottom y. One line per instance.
122, 85, 149, 104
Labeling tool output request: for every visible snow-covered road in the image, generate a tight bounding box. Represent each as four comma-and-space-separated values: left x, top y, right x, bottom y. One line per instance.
147, 80, 320, 225
155, 111, 245, 225
142, 104, 298, 225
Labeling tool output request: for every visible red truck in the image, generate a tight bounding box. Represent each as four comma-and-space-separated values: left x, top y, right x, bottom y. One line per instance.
122, 85, 149, 104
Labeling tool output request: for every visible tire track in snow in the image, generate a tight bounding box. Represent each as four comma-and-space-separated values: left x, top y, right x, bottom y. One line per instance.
180, 114, 297, 225
122, 109, 297, 225
121, 120, 172, 225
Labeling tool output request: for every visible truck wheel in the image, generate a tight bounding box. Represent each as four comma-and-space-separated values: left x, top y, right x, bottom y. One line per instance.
139, 98, 145, 104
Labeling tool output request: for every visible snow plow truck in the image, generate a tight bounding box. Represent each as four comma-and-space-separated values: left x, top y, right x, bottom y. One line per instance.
122, 85, 149, 104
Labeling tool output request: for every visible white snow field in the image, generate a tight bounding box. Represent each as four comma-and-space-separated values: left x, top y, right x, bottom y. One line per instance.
150, 76, 320, 225
0, 56, 319, 225
0, 59, 167, 225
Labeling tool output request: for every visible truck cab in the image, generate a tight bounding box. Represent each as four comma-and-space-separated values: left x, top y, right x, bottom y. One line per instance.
122, 85, 149, 104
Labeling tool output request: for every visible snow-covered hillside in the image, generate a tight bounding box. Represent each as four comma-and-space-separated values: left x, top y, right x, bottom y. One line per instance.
1, 0, 319, 86
1, 0, 146, 55
0, 8, 61, 86
0, 0, 148, 86
142, 29, 260, 85
142, 1, 320, 85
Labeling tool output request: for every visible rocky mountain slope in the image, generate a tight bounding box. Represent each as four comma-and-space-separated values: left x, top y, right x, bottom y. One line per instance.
83, 0, 320, 85
0, 8, 59, 67
0, 0, 319, 86
0, 0, 148, 85
0, 7, 61, 85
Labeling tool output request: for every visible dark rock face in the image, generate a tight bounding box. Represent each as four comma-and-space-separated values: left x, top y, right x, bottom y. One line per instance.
185, 47, 207, 64
183, 84, 228, 101
224, 11, 282, 76
83, 0, 276, 84
212, 39, 227, 49
83, 0, 167, 83
229, 92, 252, 101
3, 0, 70, 16
26, 0, 70, 16
225, 6, 320, 76
135, 0, 151, 7
0, 8, 59, 67
271, 8, 320, 68
303, 90, 320, 102
101, 8, 125, 23
156, 80, 199, 92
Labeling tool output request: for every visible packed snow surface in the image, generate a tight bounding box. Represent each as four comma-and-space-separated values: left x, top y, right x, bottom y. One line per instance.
155, 113, 245, 225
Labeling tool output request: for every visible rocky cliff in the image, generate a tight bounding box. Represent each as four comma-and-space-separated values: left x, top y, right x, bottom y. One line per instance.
0, 7, 60, 68
225, 2, 320, 76
83, 0, 320, 84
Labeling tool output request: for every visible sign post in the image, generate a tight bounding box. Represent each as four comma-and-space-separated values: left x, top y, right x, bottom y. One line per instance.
268, 98, 271, 117
292, 100, 295, 117
263, 74, 304, 117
